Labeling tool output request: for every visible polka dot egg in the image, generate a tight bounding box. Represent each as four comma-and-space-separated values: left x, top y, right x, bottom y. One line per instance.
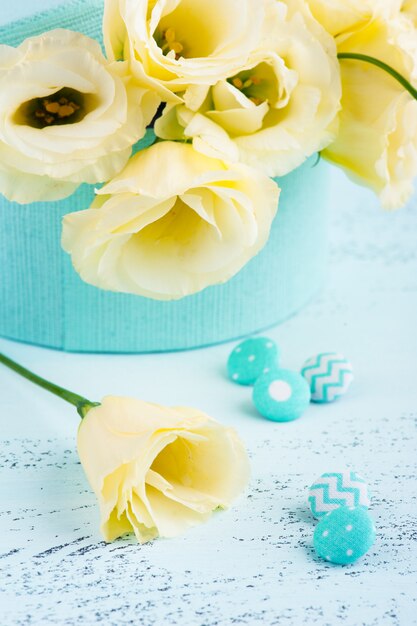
227, 337, 279, 386
301, 352, 354, 403
252, 368, 311, 422
314, 506, 376, 565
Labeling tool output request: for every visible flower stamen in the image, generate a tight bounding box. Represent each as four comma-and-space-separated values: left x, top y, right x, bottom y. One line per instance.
160, 28, 184, 59
15, 88, 86, 129
37, 97, 81, 125
229, 73, 265, 105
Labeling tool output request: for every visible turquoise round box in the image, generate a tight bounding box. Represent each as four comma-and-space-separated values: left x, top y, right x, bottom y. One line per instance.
0, 0, 329, 354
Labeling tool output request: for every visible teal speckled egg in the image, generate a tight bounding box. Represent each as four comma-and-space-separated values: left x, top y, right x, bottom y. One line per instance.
252, 368, 311, 422
314, 506, 376, 565
227, 337, 279, 386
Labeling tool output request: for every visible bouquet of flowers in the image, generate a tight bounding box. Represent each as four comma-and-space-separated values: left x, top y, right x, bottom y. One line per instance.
0, 0, 416, 302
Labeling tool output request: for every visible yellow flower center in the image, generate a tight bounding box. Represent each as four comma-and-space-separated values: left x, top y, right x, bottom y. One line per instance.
158, 28, 185, 59
136, 197, 201, 245
228, 62, 284, 109
229, 74, 265, 105
155, 1, 225, 60
14, 88, 88, 129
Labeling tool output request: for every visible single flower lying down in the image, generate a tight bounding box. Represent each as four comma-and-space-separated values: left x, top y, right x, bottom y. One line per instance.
77, 396, 250, 543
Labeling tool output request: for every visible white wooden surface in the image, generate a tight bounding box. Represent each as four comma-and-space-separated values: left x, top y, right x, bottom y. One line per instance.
1, 168, 416, 625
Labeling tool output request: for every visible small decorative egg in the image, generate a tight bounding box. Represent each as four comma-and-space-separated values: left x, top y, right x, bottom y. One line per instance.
308, 471, 370, 519
252, 368, 311, 422
313, 506, 376, 565
301, 352, 354, 403
227, 337, 279, 386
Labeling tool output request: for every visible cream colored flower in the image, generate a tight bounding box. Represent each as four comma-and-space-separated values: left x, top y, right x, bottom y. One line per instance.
103, 0, 265, 101
322, 11, 417, 208
77, 396, 250, 543
62, 140, 279, 300
306, 0, 398, 36
402, 0, 417, 22
154, 0, 342, 177
0, 30, 159, 204
399, 1, 417, 64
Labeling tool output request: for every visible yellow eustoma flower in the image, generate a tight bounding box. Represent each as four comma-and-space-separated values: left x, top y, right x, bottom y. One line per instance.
0, 30, 158, 204
0, 351, 251, 545
154, 0, 342, 177
62, 140, 280, 300
103, 0, 265, 101
306, 0, 398, 36
402, 0, 417, 22
320, 8, 417, 208
307, 0, 417, 207
77, 396, 250, 543
399, 1, 417, 65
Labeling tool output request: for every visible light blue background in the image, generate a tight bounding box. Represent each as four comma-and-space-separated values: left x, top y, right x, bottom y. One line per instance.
0, 0, 67, 23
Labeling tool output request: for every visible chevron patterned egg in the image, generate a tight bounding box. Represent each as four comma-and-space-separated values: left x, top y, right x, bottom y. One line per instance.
308, 471, 371, 519
301, 352, 353, 403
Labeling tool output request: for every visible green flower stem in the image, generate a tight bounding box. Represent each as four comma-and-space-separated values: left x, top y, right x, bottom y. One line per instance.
337, 53, 417, 101
0, 352, 98, 418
